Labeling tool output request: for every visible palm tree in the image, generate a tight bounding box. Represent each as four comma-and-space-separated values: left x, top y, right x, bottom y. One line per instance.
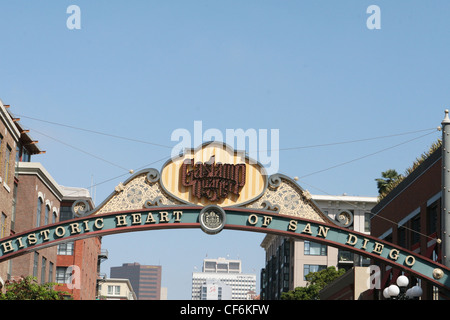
375, 169, 401, 195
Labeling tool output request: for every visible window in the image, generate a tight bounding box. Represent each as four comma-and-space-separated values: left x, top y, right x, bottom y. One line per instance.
49, 262, 54, 282
364, 212, 371, 232
44, 205, 50, 225
11, 183, 17, 230
22, 148, 30, 162
303, 264, 326, 280
41, 257, 47, 283
33, 252, 39, 278
0, 134, 3, 175
411, 214, 421, 244
59, 206, 73, 222
4, 145, 11, 185
107, 285, 121, 295
427, 202, 438, 235
0, 213, 6, 238
57, 242, 74, 255
56, 267, 71, 284
15, 145, 20, 163
36, 197, 43, 227
304, 241, 327, 255
398, 226, 407, 248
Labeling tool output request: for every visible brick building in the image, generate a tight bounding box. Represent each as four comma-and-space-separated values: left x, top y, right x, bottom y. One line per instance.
0, 100, 21, 285
12, 162, 62, 284
371, 141, 443, 299
0, 100, 46, 284
56, 186, 104, 300
0, 100, 104, 299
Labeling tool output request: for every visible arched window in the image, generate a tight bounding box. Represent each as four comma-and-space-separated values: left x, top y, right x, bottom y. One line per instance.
36, 197, 43, 227
45, 205, 50, 225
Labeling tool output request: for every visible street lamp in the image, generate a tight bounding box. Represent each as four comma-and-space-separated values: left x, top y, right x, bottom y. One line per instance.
382, 275, 423, 300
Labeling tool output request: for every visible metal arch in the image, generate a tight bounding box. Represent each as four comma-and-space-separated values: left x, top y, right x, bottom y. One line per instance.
0, 206, 449, 290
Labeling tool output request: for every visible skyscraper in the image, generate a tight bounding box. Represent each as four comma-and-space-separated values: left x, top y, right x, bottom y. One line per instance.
110, 262, 162, 300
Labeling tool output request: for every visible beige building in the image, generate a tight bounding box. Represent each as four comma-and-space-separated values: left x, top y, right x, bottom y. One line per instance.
260, 194, 377, 299
98, 278, 137, 300
319, 266, 372, 300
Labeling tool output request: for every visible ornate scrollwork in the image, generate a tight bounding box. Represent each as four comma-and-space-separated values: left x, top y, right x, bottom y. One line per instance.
260, 201, 280, 212
115, 183, 125, 193
72, 199, 92, 218
146, 169, 160, 183
144, 196, 164, 208
334, 210, 354, 228
268, 174, 282, 189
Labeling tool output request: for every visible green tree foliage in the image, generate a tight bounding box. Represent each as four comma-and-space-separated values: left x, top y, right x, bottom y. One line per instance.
375, 169, 401, 195
0, 276, 71, 300
281, 266, 346, 300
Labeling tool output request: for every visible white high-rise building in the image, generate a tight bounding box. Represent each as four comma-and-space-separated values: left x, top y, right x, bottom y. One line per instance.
191, 257, 257, 300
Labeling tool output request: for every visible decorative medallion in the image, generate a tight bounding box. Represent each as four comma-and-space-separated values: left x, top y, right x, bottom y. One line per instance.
199, 205, 226, 235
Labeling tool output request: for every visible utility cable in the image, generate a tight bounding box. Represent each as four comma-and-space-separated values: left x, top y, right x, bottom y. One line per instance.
14, 113, 437, 152
298, 130, 438, 179
275, 127, 438, 151
14, 113, 172, 149
29, 127, 132, 172
298, 178, 437, 242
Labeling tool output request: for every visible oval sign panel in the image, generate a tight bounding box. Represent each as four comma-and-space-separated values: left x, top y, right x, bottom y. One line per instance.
160, 142, 268, 207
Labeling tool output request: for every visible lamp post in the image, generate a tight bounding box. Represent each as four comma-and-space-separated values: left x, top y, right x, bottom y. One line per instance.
382, 275, 423, 300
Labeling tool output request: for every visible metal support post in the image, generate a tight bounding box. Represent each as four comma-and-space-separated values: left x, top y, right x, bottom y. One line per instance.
442, 109, 450, 267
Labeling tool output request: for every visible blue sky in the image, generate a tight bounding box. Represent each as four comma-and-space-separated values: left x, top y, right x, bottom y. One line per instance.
1, 1, 449, 299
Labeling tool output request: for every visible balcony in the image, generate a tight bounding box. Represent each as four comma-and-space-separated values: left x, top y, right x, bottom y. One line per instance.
98, 249, 108, 261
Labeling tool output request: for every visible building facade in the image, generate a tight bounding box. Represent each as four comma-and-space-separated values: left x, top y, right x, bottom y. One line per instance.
319, 266, 372, 300
192, 257, 257, 300
0, 100, 103, 300
0, 100, 22, 285
199, 278, 232, 300
371, 142, 442, 300
98, 278, 137, 300
56, 186, 103, 300
260, 194, 377, 300
110, 262, 162, 300
12, 162, 62, 286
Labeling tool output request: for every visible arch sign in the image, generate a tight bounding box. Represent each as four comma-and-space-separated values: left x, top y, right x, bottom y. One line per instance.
1, 142, 450, 290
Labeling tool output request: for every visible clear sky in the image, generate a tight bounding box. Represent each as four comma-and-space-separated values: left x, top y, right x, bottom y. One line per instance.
1, 1, 449, 299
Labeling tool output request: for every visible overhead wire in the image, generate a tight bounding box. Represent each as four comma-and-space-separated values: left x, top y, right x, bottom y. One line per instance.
294, 129, 441, 242
29, 127, 131, 172
14, 113, 172, 149
263, 127, 438, 152
298, 130, 439, 179
297, 178, 438, 242
14, 112, 436, 151
24, 113, 440, 228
